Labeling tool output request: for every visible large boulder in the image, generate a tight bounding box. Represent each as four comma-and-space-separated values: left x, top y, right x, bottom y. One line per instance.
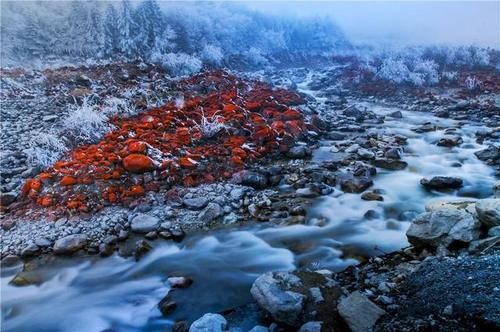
189, 313, 227, 332
122, 154, 155, 173
130, 213, 160, 233
231, 170, 268, 189
250, 272, 305, 326
406, 209, 480, 248
53, 234, 88, 255
420, 176, 463, 191
338, 291, 385, 332
475, 199, 500, 228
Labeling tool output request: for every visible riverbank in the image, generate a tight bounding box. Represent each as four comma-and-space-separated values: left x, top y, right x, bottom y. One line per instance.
1, 64, 499, 331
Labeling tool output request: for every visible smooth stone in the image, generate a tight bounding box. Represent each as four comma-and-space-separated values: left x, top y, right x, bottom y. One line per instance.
287, 145, 311, 159
468, 236, 500, 253
130, 213, 160, 233
21, 243, 39, 257
361, 191, 384, 201
183, 197, 209, 210
198, 202, 223, 222
189, 313, 227, 332
298, 321, 323, 332
53, 234, 88, 255
475, 199, 500, 228
373, 159, 408, 170
488, 226, 500, 237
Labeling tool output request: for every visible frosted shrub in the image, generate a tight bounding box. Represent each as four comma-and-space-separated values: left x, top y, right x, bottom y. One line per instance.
471, 48, 490, 66
377, 59, 410, 84
412, 60, 439, 86
194, 110, 228, 139
201, 45, 223, 66
63, 96, 112, 143
245, 47, 269, 67
464, 76, 481, 91
103, 96, 137, 116
442, 71, 458, 82
159, 52, 202, 76
27, 133, 68, 168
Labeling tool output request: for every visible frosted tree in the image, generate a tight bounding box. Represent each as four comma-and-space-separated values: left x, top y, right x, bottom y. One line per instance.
117, 0, 137, 57
103, 5, 120, 58
134, 0, 165, 58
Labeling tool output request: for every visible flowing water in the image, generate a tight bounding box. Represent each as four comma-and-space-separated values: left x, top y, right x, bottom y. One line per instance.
1, 79, 497, 331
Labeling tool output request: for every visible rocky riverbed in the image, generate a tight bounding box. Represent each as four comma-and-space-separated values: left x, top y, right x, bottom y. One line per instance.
1, 64, 499, 332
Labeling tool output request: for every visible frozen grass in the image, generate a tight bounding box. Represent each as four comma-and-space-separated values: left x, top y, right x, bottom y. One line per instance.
193, 110, 228, 139
27, 132, 68, 168
63, 96, 113, 143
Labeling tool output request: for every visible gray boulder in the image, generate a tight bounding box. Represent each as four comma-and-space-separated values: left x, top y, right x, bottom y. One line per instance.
406, 209, 480, 248
287, 145, 311, 159
475, 199, 500, 228
131, 213, 160, 233
53, 234, 88, 255
189, 313, 227, 332
338, 291, 385, 332
198, 202, 223, 222
251, 271, 305, 326
183, 197, 209, 210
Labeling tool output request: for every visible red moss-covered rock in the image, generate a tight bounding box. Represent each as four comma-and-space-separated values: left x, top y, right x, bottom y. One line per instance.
16, 70, 309, 216
60, 176, 78, 186
123, 154, 155, 173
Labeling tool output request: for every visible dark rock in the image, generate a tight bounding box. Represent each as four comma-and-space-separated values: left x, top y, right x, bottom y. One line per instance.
384, 148, 401, 160
0, 192, 17, 206
172, 321, 188, 332
340, 178, 373, 193
287, 145, 312, 159
474, 145, 499, 163
232, 170, 268, 189
134, 240, 152, 260
373, 159, 408, 170
388, 110, 403, 118
420, 176, 463, 191
99, 243, 114, 257
21, 243, 40, 257
168, 276, 193, 289
361, 191, 384, 201
158, 295, 177, 315
437, 135, 463, 147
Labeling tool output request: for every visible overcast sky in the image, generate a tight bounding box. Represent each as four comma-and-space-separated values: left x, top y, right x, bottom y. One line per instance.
242, 1, 500, 48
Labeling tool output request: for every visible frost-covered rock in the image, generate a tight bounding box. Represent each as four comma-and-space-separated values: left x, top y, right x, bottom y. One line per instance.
189, 313, 227, 332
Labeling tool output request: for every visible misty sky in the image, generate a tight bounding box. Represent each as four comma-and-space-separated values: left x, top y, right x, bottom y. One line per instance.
243, 1, 500, 48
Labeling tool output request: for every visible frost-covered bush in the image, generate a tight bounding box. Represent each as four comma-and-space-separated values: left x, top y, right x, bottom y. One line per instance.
244, 47, 269, 67
27, 133, 68, 167
103, 95, 137, 116
63, 96, 112, 142
200, 44, 223, 66
464, 76, 481, 91
377, 59, 410, 84
155, 52, 202, 76
412, 59, 439, 86
194, 110, 228, 138
442, 71, 458, 82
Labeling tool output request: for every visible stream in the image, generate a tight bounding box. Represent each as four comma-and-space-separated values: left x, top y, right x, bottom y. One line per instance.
1, 80, 497, 332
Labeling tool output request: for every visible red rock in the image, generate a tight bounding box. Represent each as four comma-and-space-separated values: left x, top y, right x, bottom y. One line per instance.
127, 141, 147, 153
179, 157, 198, 169
122, 154, 155, 173
60, 176, 77, 186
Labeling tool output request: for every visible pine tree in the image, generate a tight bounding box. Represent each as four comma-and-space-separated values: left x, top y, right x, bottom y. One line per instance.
103, 5, 120, 58
134, 0, 170, 58
117, 0, 137, 58
86, 5, 104, 57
